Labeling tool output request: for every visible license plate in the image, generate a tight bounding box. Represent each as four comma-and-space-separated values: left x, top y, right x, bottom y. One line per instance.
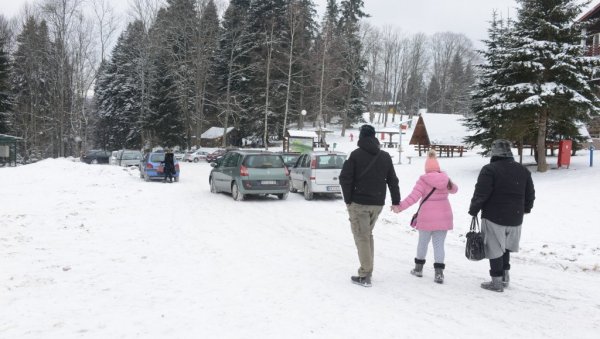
327, 186, 340, 192
261, 180, 276, 185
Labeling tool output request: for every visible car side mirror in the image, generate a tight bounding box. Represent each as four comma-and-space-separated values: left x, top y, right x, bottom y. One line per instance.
210, 162, 217, 168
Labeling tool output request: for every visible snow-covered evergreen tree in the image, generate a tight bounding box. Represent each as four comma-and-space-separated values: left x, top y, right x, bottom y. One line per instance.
0, 19, 11, 134
469, 0, 600, 172
215, 0, 253, 146
338, 0, 368, 135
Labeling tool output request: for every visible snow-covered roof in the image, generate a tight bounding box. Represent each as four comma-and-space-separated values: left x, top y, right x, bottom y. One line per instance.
412, 113, 471, 146
200, 127, 234, 139
287, 130, 318, 138
376, 126, 405, 134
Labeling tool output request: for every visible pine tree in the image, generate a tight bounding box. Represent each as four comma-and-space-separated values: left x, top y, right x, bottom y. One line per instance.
10, 17, 53, 159
338, 0, 368, 135
215, 0, 253, 146
469, 1, 600, 172
0, 18, 11, 134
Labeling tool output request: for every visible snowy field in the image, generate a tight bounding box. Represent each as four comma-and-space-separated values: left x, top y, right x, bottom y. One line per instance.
1, 124, 600, 338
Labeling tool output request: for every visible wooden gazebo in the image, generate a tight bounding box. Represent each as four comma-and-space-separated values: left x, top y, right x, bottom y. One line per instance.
0, 134, 22, 167
409, 113, 469, 157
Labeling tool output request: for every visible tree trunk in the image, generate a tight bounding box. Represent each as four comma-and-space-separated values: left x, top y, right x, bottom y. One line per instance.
536, 109, 549, 172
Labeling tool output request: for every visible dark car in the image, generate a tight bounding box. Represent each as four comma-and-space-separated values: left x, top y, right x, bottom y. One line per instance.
81, 150, 111, 164
206, 149, 228, 163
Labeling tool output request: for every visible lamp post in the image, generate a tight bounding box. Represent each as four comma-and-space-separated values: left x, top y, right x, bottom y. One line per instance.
300, 109, 307, 130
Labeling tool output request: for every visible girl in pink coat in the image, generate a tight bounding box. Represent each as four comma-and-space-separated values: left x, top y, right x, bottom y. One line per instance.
395, 149, 457, 284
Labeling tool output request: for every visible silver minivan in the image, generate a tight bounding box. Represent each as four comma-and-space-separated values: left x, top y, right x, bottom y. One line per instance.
289, 151, 347, 200
114, 149, 143, 166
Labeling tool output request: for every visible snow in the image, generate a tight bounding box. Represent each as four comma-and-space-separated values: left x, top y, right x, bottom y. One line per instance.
1, 123, 600, 338
200, 127, 234, 139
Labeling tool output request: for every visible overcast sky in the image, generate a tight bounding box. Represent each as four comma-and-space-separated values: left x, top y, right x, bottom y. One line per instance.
0, 0, 596, 47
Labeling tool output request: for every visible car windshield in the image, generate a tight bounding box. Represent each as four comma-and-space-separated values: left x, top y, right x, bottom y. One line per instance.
280, 154, 300, 166
316, 155, 346, 169
150, 153, 165, 162
244, 155, 285, 168
122, 151, 141, 160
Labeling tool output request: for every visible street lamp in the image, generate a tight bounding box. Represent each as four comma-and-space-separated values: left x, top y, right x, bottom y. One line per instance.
300, 109, 307, 130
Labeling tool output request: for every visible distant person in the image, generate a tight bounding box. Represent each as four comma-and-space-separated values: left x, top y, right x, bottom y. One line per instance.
339, 124, 401, 288
162, 149, 176, 183
469, 139, 535, 292
393, 150, 458, 284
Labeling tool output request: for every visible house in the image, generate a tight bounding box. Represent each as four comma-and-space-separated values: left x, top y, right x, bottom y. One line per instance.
200, 127, 235, 147
408, 113, 470, 157
578, 3, 600, 137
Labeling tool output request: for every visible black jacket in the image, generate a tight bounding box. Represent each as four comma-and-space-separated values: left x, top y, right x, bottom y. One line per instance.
339, 137, 400, 206
469, 157, 535, 226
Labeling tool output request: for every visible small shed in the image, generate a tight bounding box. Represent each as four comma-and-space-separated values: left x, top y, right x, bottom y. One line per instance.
409, 113, 470, 157
311, 127, 335, 148
284, 130, 317, 152
201, 127, 235, 147
0, 134, 22, 167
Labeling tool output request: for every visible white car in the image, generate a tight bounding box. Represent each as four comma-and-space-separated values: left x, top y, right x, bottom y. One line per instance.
288, 151, 347, 200
186, 149, 209, 162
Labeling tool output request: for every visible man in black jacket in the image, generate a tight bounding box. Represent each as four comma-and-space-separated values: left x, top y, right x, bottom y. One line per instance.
469, 139, 535, 292
339, 124, 401, 287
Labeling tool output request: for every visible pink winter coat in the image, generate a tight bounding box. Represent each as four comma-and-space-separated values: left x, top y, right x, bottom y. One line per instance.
399, 172, 458, 231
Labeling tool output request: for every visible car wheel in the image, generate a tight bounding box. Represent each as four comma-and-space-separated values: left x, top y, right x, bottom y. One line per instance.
210, 178, 218, 193
277, 192, 288, 200
303, 183, 313, 200
91, 159, 98, 164
193, 158, 199, 163
232, 182, 244, 201
289, 180, 297, 193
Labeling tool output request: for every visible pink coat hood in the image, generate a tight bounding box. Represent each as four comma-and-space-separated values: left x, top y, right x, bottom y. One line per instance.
399, 172, 458, 231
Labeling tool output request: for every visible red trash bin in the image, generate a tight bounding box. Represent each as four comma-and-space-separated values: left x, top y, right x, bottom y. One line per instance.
558, 140, 572, 168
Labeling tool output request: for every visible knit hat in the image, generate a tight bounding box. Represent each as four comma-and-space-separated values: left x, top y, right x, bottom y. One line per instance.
490, 139, 513, 158
359, 124, 376, 139
425, 149, 440, 173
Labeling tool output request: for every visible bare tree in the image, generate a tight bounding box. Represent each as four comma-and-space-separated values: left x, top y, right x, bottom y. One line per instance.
90, 0, 120, 62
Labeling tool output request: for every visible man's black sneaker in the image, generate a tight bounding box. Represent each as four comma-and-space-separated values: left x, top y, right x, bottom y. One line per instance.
351, 276, 372, 287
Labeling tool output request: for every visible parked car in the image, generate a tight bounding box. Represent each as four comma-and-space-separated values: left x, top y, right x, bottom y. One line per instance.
209, 150, 289, 201
81, 150, 111, 164
206, 149, 228, 163
112, 149, 143, 166
274, 152, 301, 170
139, 151, 180, 182
186, 149, 209, 162
288, 151, 347, 200
174, 151, 185, 161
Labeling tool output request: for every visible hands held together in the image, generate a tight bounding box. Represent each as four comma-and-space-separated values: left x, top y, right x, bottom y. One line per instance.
390, 205, 401, 214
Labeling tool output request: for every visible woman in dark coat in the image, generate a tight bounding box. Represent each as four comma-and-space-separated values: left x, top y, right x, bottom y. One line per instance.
163, 149, 176, 183
469, 139, 535, 292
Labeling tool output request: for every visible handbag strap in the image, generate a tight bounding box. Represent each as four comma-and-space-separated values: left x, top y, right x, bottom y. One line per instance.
470, 216, 480, 232
357, 151, 381, 180
414, 188, 436, 214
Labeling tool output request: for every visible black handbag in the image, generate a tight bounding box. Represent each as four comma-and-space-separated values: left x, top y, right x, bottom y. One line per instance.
465, 216, 485, 261
410, 188, 436, 227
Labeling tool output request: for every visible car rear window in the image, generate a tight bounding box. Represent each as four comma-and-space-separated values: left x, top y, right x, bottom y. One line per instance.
280, 154, 300, 166
244, 155, 284, 168
150, 153, 165, 162
316, 155, 346, 169
121, 151, 141, 160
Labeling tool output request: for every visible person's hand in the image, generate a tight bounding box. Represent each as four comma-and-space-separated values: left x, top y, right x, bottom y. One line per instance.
468, 210, 478, 217
391, 205, 401, 213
